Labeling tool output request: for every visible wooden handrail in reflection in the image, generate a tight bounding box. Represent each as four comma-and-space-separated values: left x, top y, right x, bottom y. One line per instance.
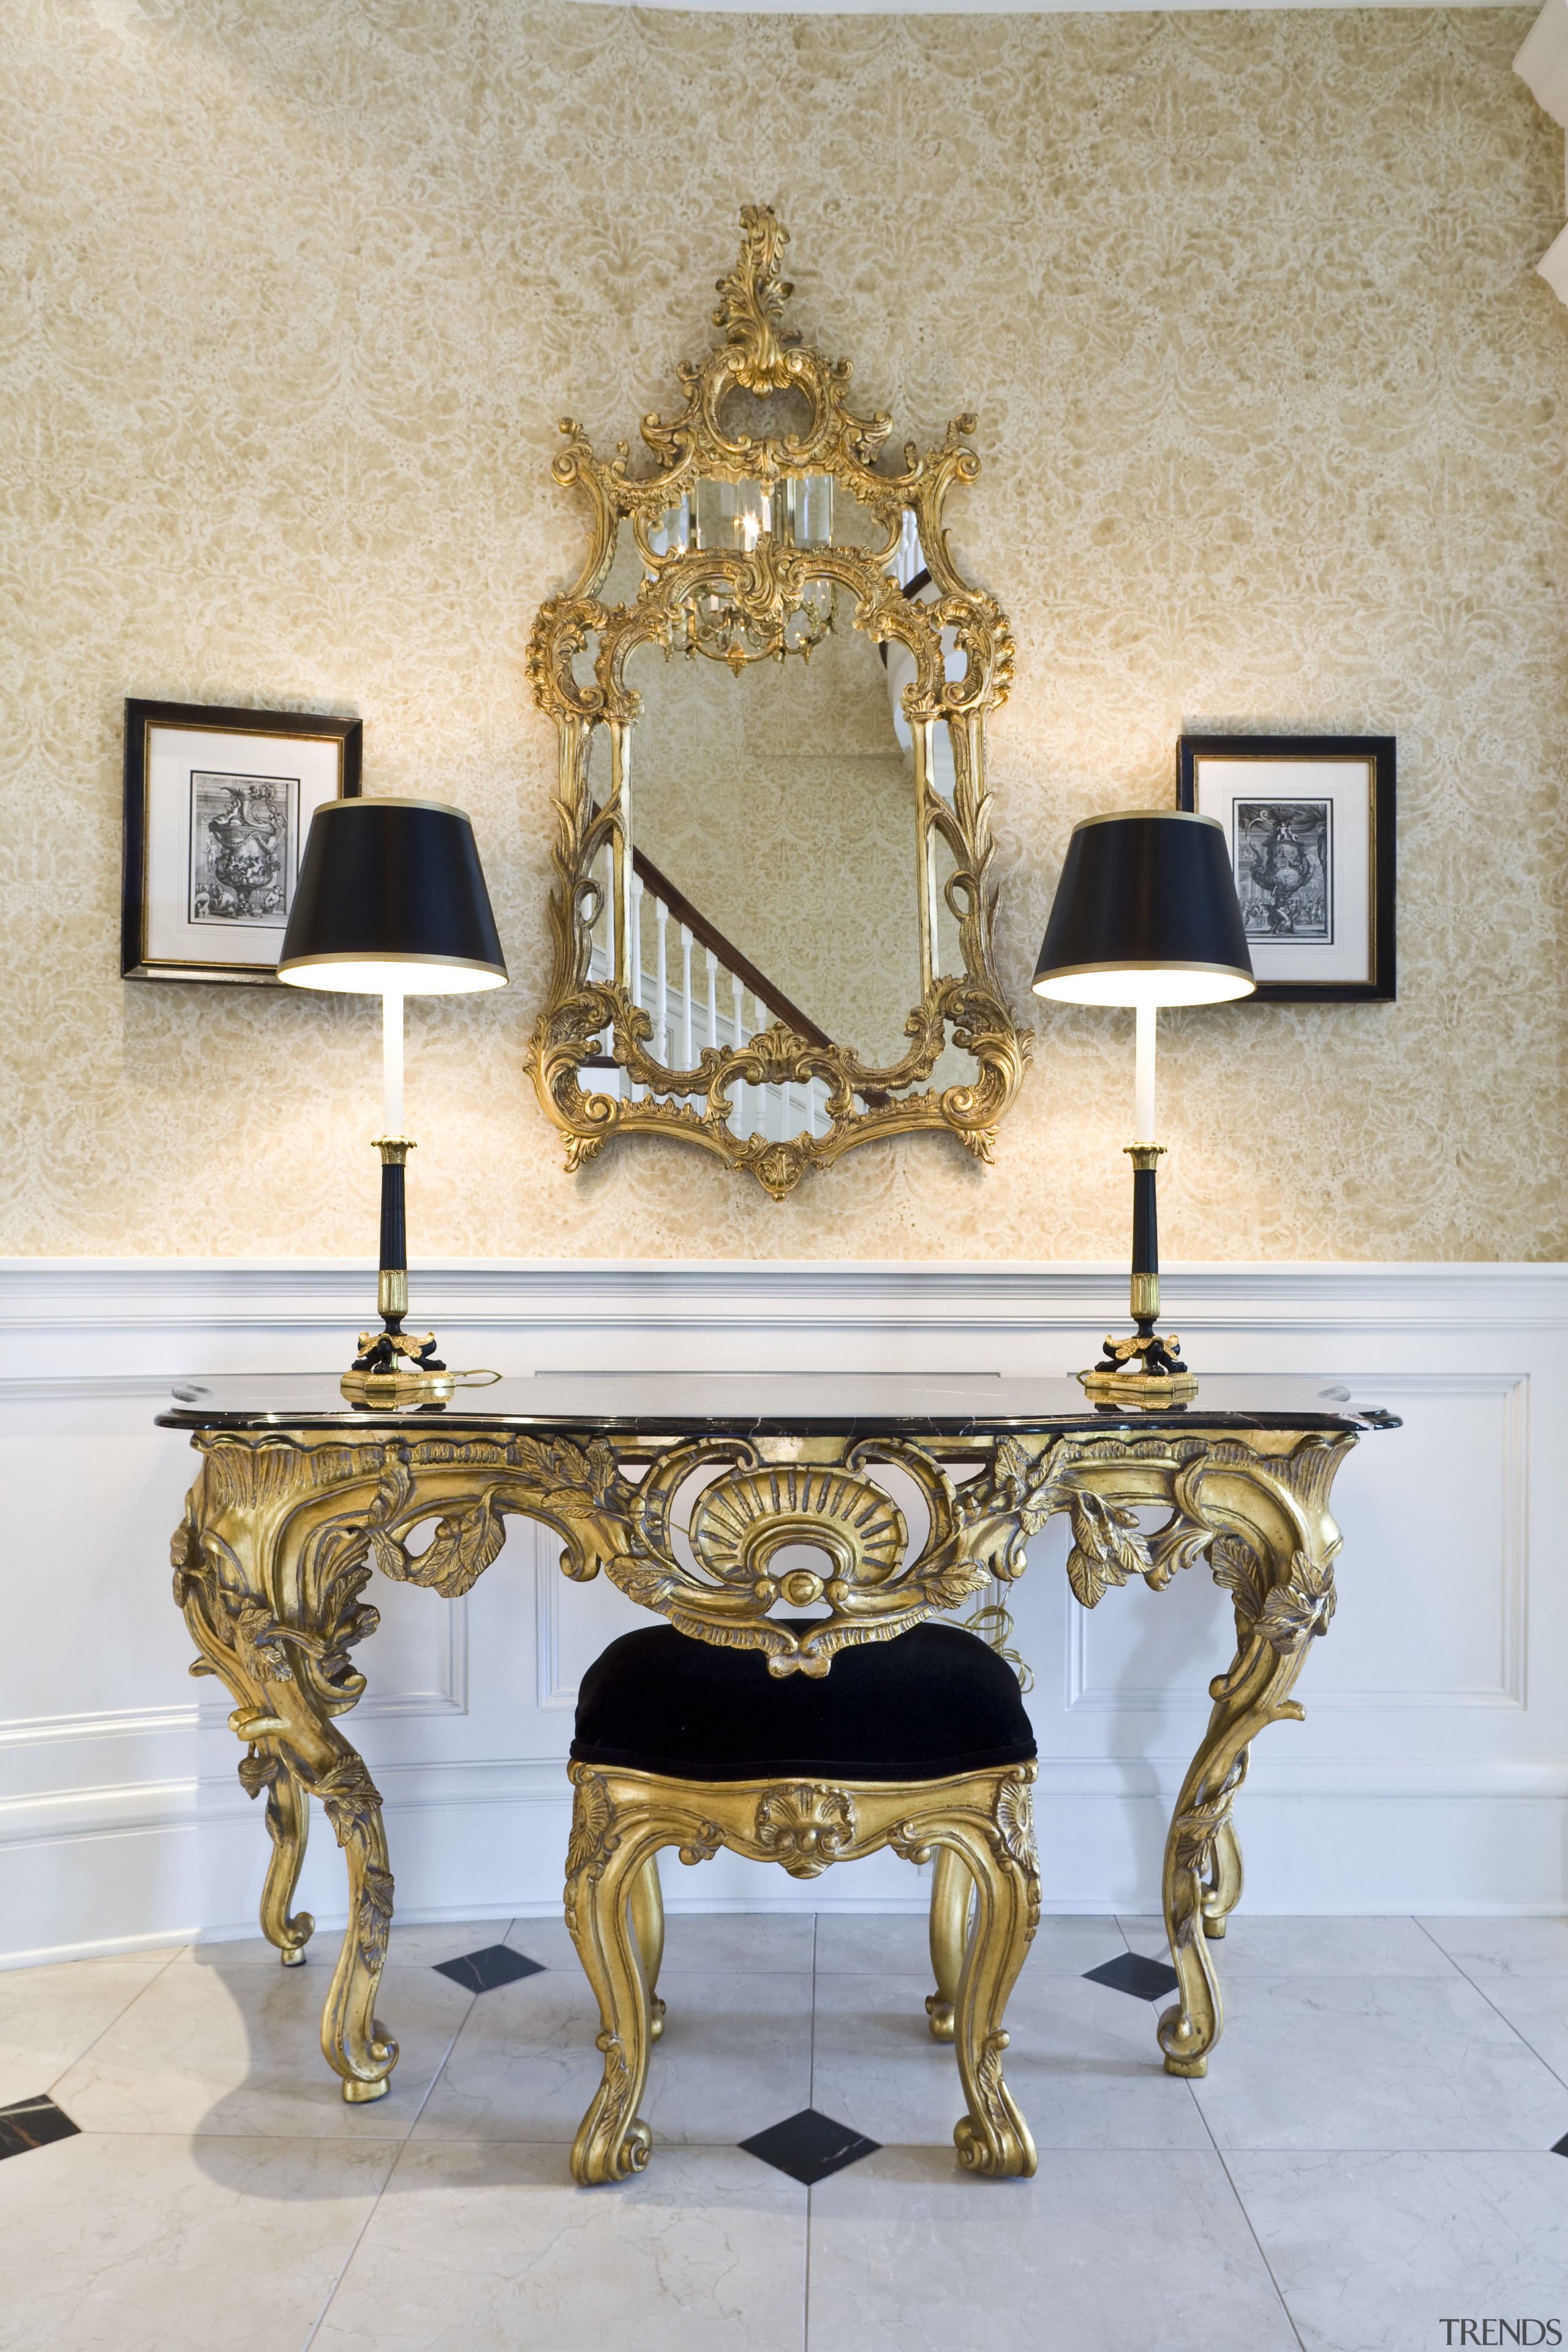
627, 840, 831, 1049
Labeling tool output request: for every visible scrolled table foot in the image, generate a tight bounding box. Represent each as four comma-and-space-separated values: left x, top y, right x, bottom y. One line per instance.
1158, 2002, 1212, 2077
342, 2072, 391, 2104
315, 1768, 399, 2104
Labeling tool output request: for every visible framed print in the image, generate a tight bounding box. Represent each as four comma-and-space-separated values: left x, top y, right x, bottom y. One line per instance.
1176, 733, 1395, 1003
122, 701, 362, 982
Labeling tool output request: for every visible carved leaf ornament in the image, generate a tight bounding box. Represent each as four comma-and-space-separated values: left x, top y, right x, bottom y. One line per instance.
524, 205, 1030, 1196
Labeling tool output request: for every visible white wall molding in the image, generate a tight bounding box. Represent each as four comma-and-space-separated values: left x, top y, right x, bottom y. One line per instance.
1, 1255, 1565, 1961
6, 1256, 1568, 1353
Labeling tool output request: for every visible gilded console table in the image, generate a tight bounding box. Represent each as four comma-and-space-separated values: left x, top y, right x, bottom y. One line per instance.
158, 1373, 1397, 2107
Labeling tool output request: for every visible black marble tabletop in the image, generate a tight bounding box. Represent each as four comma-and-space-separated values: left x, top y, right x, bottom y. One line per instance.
156, 1372, 1401, 1439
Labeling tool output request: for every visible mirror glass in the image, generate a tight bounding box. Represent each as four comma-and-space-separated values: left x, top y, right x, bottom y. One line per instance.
628, 606, 921, 1068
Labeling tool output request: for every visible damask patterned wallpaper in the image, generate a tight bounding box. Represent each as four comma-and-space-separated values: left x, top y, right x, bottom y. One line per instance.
1, 0, 1562, 1262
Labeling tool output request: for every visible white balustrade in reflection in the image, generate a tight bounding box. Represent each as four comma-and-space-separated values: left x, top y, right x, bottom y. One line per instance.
586, 852, 829, 1141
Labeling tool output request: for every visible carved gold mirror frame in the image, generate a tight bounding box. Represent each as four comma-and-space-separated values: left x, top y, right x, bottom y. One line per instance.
524, 206, 1030, 1198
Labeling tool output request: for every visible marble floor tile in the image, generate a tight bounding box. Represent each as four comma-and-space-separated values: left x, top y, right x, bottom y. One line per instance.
1230, 2149, 1568, 2352
1189, 1973, 1568, 2150
657, 1909, 816, 1973
1417, 1913, 1568, 1977
412, 1968, 813, 2148
806, 2146, 1299, 2352
52, 1957, 473, 2139
0, 1954, 177, 2108
72, 1946, 189, 1967
0, 2130, 397, 2352
1117, 1913, 1459, 1975
385, 1917, 517, 1968
312, 2139, 807, 2352
1463, 1972, 1568, 2089
176, 1918, 516, 1972
503, 1913, 581, 1971
810, 1971, 1209, 2152
812, 1912, 933, 1975
813, 1911, 1121, 1977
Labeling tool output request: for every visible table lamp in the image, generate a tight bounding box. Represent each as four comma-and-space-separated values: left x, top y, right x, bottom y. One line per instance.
277, 797, 507, 1404
1032, 810, 1253, 1405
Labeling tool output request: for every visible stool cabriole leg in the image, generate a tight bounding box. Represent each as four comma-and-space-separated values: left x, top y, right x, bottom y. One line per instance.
629, 1852, 667, 2041
565, 1768, 656, 2184
926, 1844, 972, 2041
947, 1773, 1039, 2179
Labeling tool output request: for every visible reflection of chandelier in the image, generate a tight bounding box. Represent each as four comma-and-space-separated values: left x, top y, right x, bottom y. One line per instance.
671, 475, 839, 672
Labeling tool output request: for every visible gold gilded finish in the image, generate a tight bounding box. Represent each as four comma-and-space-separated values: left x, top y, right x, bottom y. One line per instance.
564, 1760, 1039, 2184
1057, 1425, 1355, 2073
926, 1842, 974, 2042
524, 205, 1028, 1199
1079, 1359, 1199, 1407
172, 1438, 398, 2101
628, 1853, 667, 2043
170, 1412, 1359, 2106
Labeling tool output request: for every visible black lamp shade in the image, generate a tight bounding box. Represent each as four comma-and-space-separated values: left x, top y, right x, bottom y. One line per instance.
277, 797, 507, 994
1032, 810, 1253, 1008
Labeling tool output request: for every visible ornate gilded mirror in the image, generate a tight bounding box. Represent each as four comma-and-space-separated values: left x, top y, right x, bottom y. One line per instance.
525, 206, 1029, 1197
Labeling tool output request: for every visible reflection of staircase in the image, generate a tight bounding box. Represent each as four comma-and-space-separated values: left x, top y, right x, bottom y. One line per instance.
587, 844, 837, 1142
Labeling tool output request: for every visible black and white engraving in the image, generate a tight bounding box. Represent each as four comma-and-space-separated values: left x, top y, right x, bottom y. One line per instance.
1234, 800, 1332, 943
188, 772, 298, 926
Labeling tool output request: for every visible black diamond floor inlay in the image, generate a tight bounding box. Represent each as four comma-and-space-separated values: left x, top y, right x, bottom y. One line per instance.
0, 2097, 80, 2160
1551, 2130, 1568, 2157
740, 2108, 880, 2187
433, 1943, 546, 1994
1084, 1950, 1181, 2002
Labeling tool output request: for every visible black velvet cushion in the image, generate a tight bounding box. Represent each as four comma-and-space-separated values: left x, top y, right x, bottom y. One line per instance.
571, 1618, 1037, 1783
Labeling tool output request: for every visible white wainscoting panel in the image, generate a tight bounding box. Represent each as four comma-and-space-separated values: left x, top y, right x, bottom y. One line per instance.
1, 1258, 1564, 1964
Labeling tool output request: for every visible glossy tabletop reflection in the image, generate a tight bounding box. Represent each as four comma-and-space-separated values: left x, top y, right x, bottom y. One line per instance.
155, 1372, 1400, 1438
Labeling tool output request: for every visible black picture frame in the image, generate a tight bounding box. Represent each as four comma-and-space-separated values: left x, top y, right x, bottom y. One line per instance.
122, 700, 362, 983
1176, 733, 1395, 1003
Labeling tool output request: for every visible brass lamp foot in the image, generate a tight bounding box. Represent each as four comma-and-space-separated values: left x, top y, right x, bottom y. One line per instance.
1079, 1330, 1198, 1408
339, 1366, 457, 1406
1079, 1362, 1199, 1408
340, 1329, 455, 1407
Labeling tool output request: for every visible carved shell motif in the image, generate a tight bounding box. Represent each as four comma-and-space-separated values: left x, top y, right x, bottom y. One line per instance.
754, 1784, 858, 1877
690, 1464, 907, 1610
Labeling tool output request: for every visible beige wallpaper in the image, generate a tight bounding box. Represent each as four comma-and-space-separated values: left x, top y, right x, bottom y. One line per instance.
1, 0, 1562, 1264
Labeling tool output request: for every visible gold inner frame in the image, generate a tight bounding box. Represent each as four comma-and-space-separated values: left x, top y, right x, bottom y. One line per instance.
524, 205, 1030, 1199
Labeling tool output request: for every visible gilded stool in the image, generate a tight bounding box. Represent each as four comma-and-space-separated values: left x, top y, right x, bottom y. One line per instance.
563, 1618, 1040, 2184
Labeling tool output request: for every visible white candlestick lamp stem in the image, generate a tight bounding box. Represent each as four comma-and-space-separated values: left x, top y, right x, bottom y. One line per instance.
1134, 1000, 1156, 1142
382, 988, 405, 1137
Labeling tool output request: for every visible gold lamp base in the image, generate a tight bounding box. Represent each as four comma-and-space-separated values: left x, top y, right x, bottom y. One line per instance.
339, 1365, 458, 1407
1078, 1361, 1199, 1409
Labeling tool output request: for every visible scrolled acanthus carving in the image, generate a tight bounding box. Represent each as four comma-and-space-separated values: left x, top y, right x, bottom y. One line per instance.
523, 203, 1029, 1198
